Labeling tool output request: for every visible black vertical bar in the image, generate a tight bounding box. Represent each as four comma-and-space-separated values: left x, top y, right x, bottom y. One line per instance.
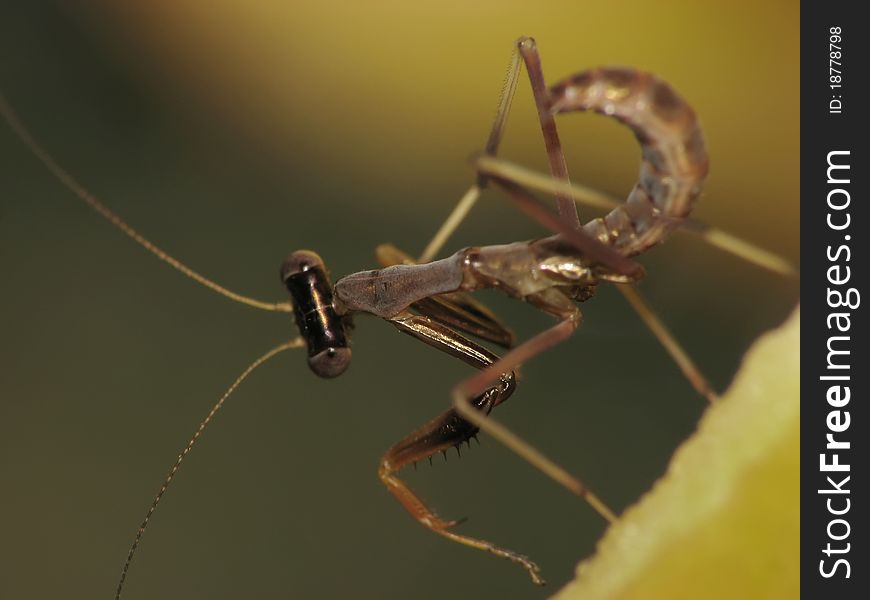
802, 2, 867, 597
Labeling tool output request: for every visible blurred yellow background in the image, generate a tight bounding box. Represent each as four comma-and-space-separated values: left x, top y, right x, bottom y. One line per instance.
84, 0, 799, 253
0, 2, 798, 599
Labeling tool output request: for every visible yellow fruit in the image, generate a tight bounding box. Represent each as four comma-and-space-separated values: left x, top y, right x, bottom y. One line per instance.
555, 307, 800, 600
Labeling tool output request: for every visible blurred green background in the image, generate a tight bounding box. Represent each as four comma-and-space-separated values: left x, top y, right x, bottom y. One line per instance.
0, 2, 797, 599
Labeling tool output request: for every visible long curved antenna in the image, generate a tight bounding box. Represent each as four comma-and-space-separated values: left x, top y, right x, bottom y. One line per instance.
474, 154, 798, 277
0, 93, 293, 314
114, 338, 304, 599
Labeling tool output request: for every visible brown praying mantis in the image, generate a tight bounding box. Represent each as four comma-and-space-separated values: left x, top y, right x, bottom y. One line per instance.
1, 36, 796, 597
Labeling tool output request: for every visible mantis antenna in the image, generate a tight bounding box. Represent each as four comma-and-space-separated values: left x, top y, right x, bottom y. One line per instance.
114, 338, 304, 599
0, 93, 294, 314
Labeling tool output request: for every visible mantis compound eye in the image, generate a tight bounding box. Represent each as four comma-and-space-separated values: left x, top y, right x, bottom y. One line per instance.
280, 249, 324, 280
281, 250, 352, 378
308, 345, 353, 379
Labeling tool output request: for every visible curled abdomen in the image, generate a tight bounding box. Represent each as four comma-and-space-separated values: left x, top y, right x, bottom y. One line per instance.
549, 68, 709, 256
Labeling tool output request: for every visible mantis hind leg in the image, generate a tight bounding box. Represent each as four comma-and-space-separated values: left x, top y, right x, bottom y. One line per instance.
418, 36, 579, 264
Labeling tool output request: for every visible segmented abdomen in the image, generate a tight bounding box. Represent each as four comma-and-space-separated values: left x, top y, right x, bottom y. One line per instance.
549, 68, 709, 257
